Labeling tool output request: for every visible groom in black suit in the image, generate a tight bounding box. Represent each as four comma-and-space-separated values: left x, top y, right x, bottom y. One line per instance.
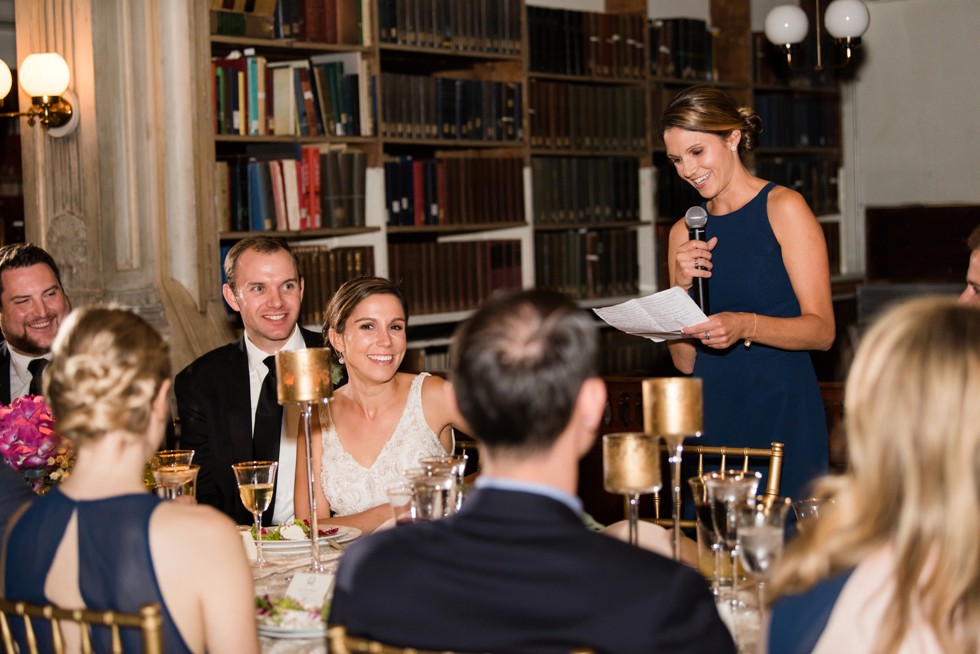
0, 243, 72, 404
175, 237, 319, 526
330, 289, 735, 653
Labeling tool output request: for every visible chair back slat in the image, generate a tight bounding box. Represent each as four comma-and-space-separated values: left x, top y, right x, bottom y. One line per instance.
0, 599, 163, 654
647, 441, 785, 526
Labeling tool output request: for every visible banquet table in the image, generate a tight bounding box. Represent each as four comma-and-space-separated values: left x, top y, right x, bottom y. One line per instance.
249, 533, 352, 653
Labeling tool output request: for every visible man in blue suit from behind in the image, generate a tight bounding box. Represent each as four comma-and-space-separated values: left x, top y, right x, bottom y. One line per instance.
330, 289, 736, 653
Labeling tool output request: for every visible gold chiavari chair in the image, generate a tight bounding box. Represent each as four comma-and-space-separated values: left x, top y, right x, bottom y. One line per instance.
0, 600, 163, 654
328, 625, 594, 654
644, 441, 785, 529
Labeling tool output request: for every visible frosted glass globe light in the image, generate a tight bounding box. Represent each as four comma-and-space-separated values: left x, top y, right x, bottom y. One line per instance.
825, 0, 870, 39
18, 53, 70, 98
765, 6, 810, 46
0, 59, 11, 101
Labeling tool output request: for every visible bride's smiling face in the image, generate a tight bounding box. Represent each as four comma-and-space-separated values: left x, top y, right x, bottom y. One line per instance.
330, 293, 407, 383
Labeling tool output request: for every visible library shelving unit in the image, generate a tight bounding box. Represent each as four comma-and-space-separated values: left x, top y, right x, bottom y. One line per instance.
199, 0, 845, 374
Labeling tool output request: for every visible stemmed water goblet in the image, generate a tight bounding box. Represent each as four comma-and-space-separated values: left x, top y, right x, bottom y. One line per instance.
737, 496, 792, 623
602, 432, 662, 546
689, 474, 723, 595
643, 377, 703, 561
704, 470, 762, 616
232, 460, 278, 567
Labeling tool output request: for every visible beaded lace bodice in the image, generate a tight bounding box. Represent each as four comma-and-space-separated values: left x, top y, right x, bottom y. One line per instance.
319, 373, 445, 516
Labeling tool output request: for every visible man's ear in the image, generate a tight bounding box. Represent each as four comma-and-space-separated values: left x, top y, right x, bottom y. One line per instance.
222, 284, 241, 312
572, 377, 606, 456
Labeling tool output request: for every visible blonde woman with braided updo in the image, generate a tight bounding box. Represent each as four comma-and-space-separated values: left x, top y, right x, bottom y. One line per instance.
767, 297, 980, 654
2, 307, 259, 654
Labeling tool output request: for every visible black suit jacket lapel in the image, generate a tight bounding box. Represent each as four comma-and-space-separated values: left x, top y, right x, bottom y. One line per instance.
227, 337, 255, 465
0, 343, 10, 405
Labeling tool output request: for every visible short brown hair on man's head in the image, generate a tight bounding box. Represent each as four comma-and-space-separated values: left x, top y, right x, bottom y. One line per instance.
967, 225, 980, 251
223, 236, 300, 292
0, 243, 64, 299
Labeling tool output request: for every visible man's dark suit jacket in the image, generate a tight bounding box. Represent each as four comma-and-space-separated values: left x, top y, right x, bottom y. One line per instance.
330, 487, 736, 654
0, 341, 15, 405
174, 328, 320, 526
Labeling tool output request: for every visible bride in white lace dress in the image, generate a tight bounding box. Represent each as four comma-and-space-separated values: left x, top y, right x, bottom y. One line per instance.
294, 277, 458, 533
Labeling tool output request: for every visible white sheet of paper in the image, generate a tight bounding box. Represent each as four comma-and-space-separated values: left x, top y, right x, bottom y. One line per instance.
285, 573, 334, 608
592, 287, 708, 342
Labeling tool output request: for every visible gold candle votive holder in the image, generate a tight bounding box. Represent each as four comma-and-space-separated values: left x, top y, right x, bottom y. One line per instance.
274, 347, 333, 572
602, 432, 662, 547
642, 377, 704, 561
275, 348, 334, 405
642, 377, 703, 441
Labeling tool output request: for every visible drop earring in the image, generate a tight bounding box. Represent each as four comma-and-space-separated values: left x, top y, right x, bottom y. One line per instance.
337, 352, 346, 365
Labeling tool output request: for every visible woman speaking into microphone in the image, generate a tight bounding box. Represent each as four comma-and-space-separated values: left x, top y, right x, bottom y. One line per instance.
661, 86, 834, 505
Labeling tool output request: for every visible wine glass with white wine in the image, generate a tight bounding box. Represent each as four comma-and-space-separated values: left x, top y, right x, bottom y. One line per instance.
603, 432, 662, 546
232, 461, 278, 566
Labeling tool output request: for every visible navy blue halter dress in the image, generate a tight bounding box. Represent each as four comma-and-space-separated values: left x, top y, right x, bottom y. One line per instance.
692, 182, 828, 503
3, 488, 193, 654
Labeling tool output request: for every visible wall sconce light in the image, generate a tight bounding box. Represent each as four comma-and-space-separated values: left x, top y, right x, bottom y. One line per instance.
0, 52, 79, 137
765, 0, 870, 72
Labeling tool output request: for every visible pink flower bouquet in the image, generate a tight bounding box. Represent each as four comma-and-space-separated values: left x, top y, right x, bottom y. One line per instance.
0, 395, 75, 493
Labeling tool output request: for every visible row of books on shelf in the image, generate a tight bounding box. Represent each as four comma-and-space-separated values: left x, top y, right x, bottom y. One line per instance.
295, 244, 376, 326
755, 92, 839, 149
215, 146, 367, 233
376, 0, 521, 55
649, 17, 717, 81
756, 155, 840, 216
527, 7, 646, 80
209, 0, 369, 45
383, 156, 523, 227
379, 74, 521, 142
528, 81, 645, 152
531, 157, 639, 225
534, 229, 639, 301
389, 240, 522, 315
211, 51, 373, 137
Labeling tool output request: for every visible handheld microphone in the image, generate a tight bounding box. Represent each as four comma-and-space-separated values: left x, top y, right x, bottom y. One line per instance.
684, 206, 710, 314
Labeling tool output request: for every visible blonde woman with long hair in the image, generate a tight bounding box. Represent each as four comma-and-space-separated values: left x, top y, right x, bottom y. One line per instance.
767, 297, 980, 653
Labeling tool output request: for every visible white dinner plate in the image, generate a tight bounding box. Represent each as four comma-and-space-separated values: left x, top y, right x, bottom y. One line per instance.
258, 624, 325, 640
251, 525, 361, 554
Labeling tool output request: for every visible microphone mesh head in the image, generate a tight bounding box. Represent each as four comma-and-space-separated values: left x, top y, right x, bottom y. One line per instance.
685, 206, 708, 229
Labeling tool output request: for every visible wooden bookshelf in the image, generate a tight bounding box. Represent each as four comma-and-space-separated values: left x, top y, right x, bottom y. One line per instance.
198, 0, 844, 371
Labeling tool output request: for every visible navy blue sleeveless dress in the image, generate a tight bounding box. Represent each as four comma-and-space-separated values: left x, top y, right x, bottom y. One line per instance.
3, 488, 193, 654
692, 183, 828, 503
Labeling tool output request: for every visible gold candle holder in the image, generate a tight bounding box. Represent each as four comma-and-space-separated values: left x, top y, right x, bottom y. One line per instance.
642, 377, 703, 444
275, 347, 333, 572
275, 348, 334, 405
642, 377, 703, 561
603, 432, 662, 546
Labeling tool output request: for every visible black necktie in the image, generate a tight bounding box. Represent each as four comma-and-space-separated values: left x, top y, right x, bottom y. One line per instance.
253, 356, 282, 462
27, 358, 49, 397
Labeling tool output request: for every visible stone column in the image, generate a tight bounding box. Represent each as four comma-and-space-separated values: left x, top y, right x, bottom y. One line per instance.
14, 0, 231, 371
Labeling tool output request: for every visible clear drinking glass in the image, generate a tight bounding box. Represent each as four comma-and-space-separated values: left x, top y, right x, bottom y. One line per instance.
737, 496, 792, 623
792, 497, 831, 531
602, 432, 662, 546
705, 470, 762, 617
232, 460, 278, 566
418, 453, 468, 512
149, 449, 195, 470
153, 464, 200, 500
387, 480, 415, 525
410, 472, 454, 521
689, 474, 723, 594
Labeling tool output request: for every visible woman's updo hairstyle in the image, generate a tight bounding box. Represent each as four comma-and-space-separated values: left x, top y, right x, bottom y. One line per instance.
659, 85, 763, 153
45, 306, 170, 444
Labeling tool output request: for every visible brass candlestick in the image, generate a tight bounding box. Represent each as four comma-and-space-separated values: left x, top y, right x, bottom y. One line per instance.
643, 377, 703, 561
276, 348, 333, 572
602, 432, 662, 546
